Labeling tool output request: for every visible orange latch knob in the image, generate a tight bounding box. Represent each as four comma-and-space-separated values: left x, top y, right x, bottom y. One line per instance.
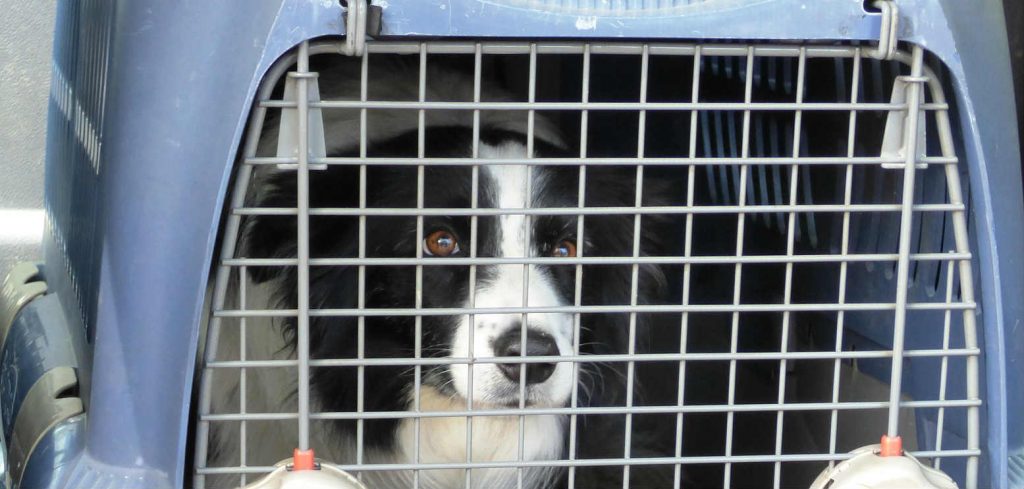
879, 435, 903, 457
293, 448, 316, 471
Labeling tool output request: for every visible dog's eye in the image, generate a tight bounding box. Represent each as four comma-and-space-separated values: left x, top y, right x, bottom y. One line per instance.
424, 230, 461, 257
551, 239, 577, 258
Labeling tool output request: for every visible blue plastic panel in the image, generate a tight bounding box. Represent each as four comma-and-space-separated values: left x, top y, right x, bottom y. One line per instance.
377, 0, 881, 40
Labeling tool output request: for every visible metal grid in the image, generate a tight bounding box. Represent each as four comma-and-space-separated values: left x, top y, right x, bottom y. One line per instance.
194, 40, 981, 489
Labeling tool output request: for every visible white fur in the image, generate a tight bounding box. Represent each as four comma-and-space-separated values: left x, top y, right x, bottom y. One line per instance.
449, 144, 575, 410
387, 387, 563, 489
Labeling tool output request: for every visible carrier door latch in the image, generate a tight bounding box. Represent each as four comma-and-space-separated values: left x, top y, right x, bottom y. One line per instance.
340, 0, 382, 57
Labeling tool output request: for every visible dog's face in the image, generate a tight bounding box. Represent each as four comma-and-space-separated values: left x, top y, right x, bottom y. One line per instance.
354, 138, 584, 409
245, 127, 669, 423
418, 147, 581, 408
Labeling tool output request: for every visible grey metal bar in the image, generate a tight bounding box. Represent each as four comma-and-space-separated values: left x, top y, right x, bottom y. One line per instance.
886, 46, 926, 439
934, 258, 956, 470
462, 40, 483, 489
723, 48, 756, 489
827, 47, 863, 469
673, 44, 703, 489
908, 49, 983, 488
239, 266, 248, 487
231, 202, 967, 217
204, 347, 981, 369
772, 46, 807, 489
244, 155, 959, 167
355, 47, 370, 474
261, 99, 942, 112
413, 42, 428, 489
621, 43, 650, 488
199, 448, 983, 475
356, 40, 894, 59
566, 41, 590, 489
294, 40, 313, 452
222, 252, 973, 267
201, 398, 982, 423
212, 300, 978, 318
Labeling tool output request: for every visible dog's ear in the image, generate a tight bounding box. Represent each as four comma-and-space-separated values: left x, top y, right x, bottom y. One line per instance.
238, 165, 362, 284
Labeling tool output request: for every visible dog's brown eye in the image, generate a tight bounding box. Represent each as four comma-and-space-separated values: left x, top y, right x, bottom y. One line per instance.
424, 230, 460, 257
552, 239, 577, 258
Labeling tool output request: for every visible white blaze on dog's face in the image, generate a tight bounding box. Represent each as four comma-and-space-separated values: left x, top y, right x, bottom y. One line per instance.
448, 142, 575, 408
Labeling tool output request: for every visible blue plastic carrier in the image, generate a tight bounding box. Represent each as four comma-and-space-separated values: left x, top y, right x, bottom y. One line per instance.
0, 1, 1020, 488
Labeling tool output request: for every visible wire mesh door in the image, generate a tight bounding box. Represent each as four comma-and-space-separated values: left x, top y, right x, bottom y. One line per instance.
194, 39, 981, 489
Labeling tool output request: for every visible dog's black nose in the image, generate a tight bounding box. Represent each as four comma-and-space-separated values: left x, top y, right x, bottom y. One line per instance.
492, 328, 560, 385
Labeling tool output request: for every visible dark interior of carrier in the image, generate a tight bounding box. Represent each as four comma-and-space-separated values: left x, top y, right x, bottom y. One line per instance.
202, 40, 976, 488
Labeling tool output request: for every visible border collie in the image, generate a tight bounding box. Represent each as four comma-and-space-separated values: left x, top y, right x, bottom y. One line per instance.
207, 56, 674, 489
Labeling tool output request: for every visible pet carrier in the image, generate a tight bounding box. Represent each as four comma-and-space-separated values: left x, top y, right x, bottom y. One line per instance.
1, 1, 1021, 489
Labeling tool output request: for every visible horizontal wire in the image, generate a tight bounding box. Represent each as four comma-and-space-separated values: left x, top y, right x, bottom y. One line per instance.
221, 252, 971, 267
201, 399, 981, 422
230, 203, 965, 217
245, 155, 958, 167
362, 41, 895, 58
197, 449, 981, 475
205, 348, 980, 369
260, 99, 948, 112
213, 300, 975, 318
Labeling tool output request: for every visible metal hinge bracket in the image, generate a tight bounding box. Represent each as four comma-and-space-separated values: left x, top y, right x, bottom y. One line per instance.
340, 0, 382, 57
869, 0, 899, 61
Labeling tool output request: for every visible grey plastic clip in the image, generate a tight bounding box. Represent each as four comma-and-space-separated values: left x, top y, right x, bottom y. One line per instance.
7, 367, 83, 486
1, 263, 47, 351
880, 75, 929, 169
869, 1, 899, 61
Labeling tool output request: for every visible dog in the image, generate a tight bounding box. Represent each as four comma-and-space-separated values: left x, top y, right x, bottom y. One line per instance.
205, 55, 679, 489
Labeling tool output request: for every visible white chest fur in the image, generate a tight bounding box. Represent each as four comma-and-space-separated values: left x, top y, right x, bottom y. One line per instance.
379, 387, 565, 489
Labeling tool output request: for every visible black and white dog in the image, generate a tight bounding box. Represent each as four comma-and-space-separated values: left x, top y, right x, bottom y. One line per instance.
208, 56, 676, 489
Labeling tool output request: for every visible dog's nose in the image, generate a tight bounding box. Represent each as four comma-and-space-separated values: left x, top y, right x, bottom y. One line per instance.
492, 328, 560, 385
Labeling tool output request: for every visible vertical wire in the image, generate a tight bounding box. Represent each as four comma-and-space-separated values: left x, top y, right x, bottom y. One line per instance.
415, 42, 428, 486
517, 42, 538, 489
925, 52, 980, 487
356, 46, 370, 476
622, 42, 650, 489
672, 45, 702, 489
828, 48, 862, 467
771, 47, 806, 489
295, 40, 313, 451
239, 265, 248, 487
886, 45, 926, 439
464, 41, 483, 489
567, 42, 591, 489
934, 257, 955, 470
722, 46, 755, 489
